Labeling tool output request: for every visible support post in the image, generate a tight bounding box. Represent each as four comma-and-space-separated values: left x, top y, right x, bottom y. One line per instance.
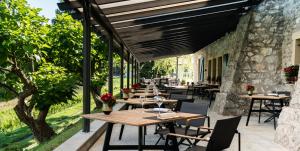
127, 53, 130, 88
131, 57, 134, 85
108, 31, 113, 94
82, 0, 91, 132
137, 62, 139, 83
135, 60, 137, 83
176, 57, 179, 80
120, 45, 124, 97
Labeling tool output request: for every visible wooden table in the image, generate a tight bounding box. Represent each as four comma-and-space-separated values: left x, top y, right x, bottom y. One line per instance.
117, 98, 177, 106
82, 109, 202, 151
133, 92, 169, 98
240, 94, 290, 129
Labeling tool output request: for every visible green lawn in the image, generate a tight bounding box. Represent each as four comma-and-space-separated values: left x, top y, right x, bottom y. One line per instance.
0, 77, 123, 151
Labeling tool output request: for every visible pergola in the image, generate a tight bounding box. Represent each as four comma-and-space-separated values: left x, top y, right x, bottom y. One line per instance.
58, 0, 261, 132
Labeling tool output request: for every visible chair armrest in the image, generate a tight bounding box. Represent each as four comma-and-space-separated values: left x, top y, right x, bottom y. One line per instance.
167, 133, 210, 142
200, 126, 214, 131
185, 117, 205, 125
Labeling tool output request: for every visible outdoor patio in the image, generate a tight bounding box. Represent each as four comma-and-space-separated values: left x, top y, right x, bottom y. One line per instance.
2, 0, 300, 150
89, 100, 287, 151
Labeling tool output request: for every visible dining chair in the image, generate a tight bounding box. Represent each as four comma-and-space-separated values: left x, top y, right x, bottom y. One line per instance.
155, 102, 210, 146
165, 116, 242, 151
262, 91, 291, 128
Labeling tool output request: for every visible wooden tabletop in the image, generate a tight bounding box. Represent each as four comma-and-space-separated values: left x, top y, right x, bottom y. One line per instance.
239, 94, 290, 100
133, 92, 169, 97
206, 88, 220, 92
82, 109, 203, 126
117, 98, 177, 105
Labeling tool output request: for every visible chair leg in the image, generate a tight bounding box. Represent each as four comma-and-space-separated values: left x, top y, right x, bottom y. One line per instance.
236, 130, 241, 151
238, 132, 241, 151
119, 125, 125, 140
155, 136, 163, 145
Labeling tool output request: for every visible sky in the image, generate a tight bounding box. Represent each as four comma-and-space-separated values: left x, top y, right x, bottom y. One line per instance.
27, 0, 60, 20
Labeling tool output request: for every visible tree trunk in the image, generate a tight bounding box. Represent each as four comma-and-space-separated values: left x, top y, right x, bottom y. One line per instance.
91, 86, 103, 109
14, 101, 55, 142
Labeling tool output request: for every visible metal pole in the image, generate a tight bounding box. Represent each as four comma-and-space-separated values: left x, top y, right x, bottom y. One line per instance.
120, 45, 124, 97
127, 53, 130, 88
137, 62, 139, 83
82, 0, 91, 133
108, 31, 113, 94
131, 57, 134, 85
135, 60, 137, 83
176, 57, 179, 80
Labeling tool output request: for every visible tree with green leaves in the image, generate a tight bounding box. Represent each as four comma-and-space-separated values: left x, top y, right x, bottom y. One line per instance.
153, 58, 176, 77
46, 13, 109, 108
0, 0, 77, 142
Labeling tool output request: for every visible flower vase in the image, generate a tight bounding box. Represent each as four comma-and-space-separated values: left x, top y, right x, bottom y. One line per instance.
102, 103, 112, 115
248, 90, 253, 96
123, 93, 129, 100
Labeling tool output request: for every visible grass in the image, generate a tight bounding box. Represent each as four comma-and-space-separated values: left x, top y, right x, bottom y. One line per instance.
0, 77, 123, 151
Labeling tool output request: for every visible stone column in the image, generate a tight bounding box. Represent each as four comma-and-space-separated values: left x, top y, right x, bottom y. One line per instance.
275, 71, 300, 151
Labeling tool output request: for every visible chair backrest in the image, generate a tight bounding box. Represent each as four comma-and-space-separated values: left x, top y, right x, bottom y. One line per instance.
170, 94, 191, 100
173, 98, 195, 112
271, 91, 291, 96
186, 86, 195, 95
206, 116, 242, 151
177, 102, 208, 127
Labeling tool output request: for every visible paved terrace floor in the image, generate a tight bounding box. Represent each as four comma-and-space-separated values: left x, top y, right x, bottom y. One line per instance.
89, 99, 287, 151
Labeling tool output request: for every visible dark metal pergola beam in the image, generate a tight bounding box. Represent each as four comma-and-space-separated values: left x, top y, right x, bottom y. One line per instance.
106, 0, 246, 22
111, 4, 242, 29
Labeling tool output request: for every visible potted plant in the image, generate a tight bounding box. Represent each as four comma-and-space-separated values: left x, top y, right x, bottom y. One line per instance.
283, 65, 299, 84
246, 84, 255, 96
131, 83, 141, 93
181, 80, 186, 85
100, 93, 116, 115
122, 88, 131, 100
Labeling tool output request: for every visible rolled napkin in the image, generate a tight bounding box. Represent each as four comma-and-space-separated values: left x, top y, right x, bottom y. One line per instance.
158, 112, 178, 119
152, 108, 170, 113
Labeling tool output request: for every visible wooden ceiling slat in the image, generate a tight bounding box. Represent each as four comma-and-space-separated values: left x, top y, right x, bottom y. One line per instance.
112, 8, 239, 29
107, 0, 245, 22
94, 0, 128, 5
59, 0, 261, 62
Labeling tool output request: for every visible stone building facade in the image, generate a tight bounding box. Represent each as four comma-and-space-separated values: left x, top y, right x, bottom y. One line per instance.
193, 0, 300, 150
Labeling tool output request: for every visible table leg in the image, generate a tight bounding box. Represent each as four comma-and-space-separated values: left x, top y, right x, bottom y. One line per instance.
138, 126, 144, 151
144, 126, 147, 145
258, 100, 262, 123
103, 123, 114, 151
119, 104, 129, 140
246, 99, 254, 126
167, 122, 179, 151
209, 91, 213, 107
272, 101, 276, 129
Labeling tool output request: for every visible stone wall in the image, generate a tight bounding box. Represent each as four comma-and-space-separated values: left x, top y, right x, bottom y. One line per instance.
193, 0, 296, 115
193, 0, 300, 150
274, 0, 300, 150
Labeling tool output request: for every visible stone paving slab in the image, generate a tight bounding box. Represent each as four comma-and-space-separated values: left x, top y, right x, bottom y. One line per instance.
89, 111, 287, 151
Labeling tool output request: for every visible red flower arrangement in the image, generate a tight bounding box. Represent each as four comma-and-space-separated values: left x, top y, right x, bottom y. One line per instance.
132, 83, 141, 90
122, 88, 131, 94
100, 93, 116, 107
283, 65, 299, 84
245, 84, 255, 91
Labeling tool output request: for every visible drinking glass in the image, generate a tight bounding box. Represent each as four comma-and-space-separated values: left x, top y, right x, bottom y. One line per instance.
139, 95, 145, 109
154, 96, 163, 117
